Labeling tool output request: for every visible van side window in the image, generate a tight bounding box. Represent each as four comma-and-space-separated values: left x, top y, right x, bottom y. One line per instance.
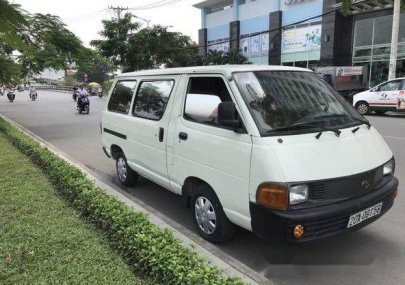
133, 80, 174, 120
108, 80, 136, 114
184, 77, 233, 127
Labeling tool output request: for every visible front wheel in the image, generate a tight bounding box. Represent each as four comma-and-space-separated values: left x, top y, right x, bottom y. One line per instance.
192, 184, 235, 243
85, 105, 90, 114
116, 153, 138, 187
355, 101, 369, 115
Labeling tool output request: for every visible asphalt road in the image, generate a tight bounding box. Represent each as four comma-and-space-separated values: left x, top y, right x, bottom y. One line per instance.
1, 90, 404, 285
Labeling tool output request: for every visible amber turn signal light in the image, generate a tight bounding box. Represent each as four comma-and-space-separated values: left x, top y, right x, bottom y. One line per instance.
394, 188, 399, 199
256, 183, 288, 210
293, 224, 305, 240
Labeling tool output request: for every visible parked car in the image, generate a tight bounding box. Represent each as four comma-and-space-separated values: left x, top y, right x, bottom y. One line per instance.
101, 65, 398, 243
353, 78, 405, 115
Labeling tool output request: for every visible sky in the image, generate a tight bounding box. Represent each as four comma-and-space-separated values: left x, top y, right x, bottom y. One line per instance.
13, 0, 203, 47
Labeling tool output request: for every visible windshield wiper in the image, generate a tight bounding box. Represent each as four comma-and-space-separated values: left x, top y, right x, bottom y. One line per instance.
314, 114, 371, 129
268, 123, 341, 139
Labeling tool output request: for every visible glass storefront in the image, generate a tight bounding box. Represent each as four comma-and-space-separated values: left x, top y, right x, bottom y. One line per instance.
353, 13, 405, 87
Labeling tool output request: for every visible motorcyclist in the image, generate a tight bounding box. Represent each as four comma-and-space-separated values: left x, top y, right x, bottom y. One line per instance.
77, 85, 88, 110
29, 85, 36, 99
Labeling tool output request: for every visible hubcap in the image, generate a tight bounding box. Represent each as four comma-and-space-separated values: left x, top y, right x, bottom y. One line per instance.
117, 157, 127, 182
195, 196, 216, 235
357, 104, 368, 115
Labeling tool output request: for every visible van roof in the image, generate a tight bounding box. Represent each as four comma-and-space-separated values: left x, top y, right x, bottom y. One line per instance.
117, 65, 312, 78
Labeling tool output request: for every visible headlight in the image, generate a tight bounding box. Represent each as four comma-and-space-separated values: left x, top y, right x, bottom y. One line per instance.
383, 159, 395, 176
289, 184, 309, 205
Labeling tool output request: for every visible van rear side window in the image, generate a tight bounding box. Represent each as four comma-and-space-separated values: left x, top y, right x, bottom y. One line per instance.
132, 80, 174, 121
108, 80, 136, 114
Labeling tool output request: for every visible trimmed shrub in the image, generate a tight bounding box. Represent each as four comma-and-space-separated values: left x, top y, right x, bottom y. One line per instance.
0, 117, 244, 285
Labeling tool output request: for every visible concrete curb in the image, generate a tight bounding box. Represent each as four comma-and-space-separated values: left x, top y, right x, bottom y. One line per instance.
0, 114, 271, 285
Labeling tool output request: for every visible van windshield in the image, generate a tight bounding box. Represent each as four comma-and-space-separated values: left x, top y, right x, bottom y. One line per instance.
233, 71, 366, 136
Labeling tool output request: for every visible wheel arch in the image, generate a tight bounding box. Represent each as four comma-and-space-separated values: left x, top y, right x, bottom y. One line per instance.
110, 144, 123, 160
181, 176, 216, 208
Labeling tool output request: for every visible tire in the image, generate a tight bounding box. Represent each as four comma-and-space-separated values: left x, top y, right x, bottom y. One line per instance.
85, 105, 90, 114
375, 110, 386, 115
192, 184, 235, 243
355, 101, 369, 115
116, 153, 138, 187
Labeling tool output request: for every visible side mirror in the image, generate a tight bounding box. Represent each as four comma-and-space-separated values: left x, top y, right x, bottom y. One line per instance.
218, 101, 240, 130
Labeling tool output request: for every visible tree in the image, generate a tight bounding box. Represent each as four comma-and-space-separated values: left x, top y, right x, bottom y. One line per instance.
125, 25, 198, 71
92, 17, 198, 71
90, 14, 140, 67
75, 53, 114, 84
19, 13, 91, 77
0, 0, 91, 84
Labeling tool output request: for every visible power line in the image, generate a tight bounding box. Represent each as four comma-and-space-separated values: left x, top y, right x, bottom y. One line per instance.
128, 0, 184, 10
62, 9, 108, 21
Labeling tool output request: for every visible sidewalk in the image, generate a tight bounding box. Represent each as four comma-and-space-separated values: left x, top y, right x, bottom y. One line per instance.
0, 133, 148, 284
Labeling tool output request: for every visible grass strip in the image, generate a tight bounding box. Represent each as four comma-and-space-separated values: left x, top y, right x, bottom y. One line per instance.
0, 133, 147, 284
0, 117, 244, 285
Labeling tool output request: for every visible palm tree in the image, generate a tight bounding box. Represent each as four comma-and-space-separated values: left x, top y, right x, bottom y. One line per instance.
222, 48, 250, 64
203, 49, 225, 65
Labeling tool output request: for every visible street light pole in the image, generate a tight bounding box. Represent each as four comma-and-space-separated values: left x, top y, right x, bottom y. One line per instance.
388, 0, 401, 80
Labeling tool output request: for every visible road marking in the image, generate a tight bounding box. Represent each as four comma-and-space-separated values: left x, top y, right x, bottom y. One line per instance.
383, 135, 405, 140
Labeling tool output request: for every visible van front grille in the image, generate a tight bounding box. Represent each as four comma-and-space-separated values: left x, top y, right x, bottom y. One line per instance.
309, 182, 326, 200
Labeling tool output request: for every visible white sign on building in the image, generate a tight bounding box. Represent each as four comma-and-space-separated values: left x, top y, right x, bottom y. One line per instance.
281, 24, 321, 54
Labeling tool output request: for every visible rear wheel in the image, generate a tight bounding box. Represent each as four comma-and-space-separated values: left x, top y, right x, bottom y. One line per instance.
355, 101, 369, 115
192, 184, 235, 243
116, 153, 138, 187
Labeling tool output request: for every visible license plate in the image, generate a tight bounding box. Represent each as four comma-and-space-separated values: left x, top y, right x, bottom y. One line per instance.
347, 202, 383, 228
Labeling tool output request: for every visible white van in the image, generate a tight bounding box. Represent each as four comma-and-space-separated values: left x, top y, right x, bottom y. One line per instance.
353, 78, 405, 115
101, 65, 398, 243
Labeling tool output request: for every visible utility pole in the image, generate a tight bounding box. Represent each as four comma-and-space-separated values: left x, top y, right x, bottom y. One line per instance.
388, 0, 400, 80
108, 6, 128, 21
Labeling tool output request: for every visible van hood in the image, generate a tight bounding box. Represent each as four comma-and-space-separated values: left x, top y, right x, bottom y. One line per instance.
257, 125, 393, 182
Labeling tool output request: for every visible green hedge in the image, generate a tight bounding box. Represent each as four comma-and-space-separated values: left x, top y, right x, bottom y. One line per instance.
0, 117, 244, 285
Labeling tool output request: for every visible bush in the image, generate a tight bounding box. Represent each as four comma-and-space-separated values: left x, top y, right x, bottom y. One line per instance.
64, 75, 79, 87
0, 117, 244, 285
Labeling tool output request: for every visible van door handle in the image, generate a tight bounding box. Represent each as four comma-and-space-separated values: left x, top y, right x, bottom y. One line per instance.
179, 132, 188, 140
159, 127, 164, 142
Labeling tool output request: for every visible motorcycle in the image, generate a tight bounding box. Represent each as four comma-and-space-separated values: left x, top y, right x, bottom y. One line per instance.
98, 91, 103, 98
7, 90, 15, 102
30, 91, 38, 101
77, 96, 90, 114
17, 86, 24, 92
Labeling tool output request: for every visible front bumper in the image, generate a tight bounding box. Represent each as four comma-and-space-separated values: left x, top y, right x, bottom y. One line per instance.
250, 175, 398, 243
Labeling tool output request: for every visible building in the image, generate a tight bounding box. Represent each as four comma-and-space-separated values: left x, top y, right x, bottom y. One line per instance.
194, 0, 405, 87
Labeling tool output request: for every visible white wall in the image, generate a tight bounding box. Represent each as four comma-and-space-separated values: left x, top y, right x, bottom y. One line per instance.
206, 7, 233, 28
239, 0, 277, 21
